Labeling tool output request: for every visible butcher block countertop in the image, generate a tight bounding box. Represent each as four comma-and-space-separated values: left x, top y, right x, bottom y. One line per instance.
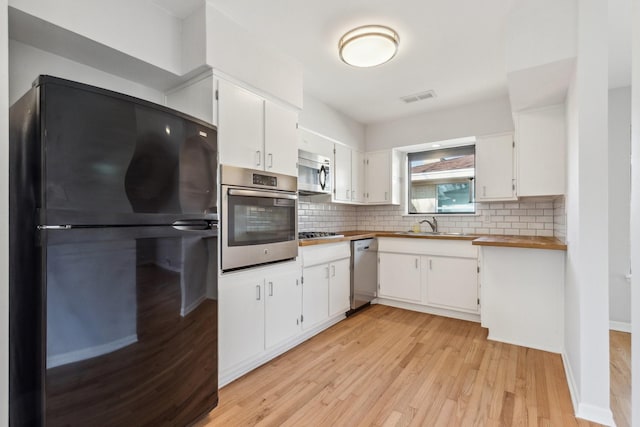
470, 235, 567, 251
299, 231, 567, 251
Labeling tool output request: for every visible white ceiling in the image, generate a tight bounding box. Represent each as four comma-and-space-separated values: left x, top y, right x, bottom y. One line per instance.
156, 0, 632, 124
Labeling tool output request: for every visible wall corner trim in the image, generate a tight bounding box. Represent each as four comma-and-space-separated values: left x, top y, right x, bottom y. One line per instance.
609, 321, 632, 333
561, 351, 616, 426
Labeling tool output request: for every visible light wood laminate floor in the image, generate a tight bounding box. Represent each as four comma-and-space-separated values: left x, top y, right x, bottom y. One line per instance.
610, 330, 631, 427
198, 305, 599, 426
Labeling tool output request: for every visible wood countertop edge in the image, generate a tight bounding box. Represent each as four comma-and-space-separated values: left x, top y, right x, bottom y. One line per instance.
299, 231, 567, 251
470, 237, 567, 251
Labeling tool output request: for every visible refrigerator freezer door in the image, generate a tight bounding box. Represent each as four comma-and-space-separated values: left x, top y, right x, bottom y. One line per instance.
41, 81, 218, 225
41, 225, 218, 426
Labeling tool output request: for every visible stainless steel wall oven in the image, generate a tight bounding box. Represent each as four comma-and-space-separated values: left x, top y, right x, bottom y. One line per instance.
221, 165, 298, 271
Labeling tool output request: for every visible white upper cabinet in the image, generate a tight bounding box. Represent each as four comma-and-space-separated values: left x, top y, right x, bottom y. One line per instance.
475, 133, 516, 201
333, 144, 366, 204
365, 150, 402, 205
298, 128, 334, 159
333, 144, 354, 203
351, 150, 366, 203
218, 79, 298, 176
265, 102, 299, 177
515, 105, 566, 197
218, 80, 265, 170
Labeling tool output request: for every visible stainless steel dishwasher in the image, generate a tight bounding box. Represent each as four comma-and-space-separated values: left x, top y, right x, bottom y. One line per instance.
350, 238, 378, 311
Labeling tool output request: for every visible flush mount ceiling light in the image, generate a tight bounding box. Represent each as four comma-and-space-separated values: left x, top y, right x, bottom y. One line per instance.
339, 25, 399, 67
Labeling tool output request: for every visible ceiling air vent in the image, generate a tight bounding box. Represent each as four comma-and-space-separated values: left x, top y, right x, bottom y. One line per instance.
400, 90, 437, 104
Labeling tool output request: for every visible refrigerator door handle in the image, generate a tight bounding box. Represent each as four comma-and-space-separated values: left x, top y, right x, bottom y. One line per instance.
171, 220, 216, 231
37, 225, 72, 230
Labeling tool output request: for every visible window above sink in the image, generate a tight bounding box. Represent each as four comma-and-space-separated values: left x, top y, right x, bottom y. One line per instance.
407, 143, 476, 215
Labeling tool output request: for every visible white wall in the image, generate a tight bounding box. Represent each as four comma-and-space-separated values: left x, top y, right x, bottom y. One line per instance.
563, 0, 612, 424
9, 40, 165, 106
608, 86, 631, 329
631, 0, 640, 420
1, 1, 8, 425
298, 93, 365, 151
9, 0, 183, 74
205, 2, 303, 109
505, 0, 577, 73
365, 96, 513, 151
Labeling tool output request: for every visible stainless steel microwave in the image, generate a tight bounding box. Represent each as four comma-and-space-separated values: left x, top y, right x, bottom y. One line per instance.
298, 150, 331, 196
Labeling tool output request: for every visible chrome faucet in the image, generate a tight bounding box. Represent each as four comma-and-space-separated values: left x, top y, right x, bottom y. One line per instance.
419, 216, 438, 232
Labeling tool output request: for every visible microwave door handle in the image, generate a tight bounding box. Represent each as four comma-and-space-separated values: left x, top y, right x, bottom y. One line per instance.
319, 165, 327, 190
227, 188, 298, 200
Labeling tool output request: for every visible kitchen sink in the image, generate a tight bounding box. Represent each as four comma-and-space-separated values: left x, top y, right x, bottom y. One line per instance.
393, 231, 465, 236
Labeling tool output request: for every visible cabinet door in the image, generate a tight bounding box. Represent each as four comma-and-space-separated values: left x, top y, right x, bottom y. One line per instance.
218, 80, 264, 169
378, 253, 421, 302
366, 151, 391, 203
351, 151, 365, 203
426, 257, 478, 313
475, 133, 515, 201
302, 264, 330, 329
218, 278, 265, 372
265, 102, 298, 176
516, 105, 566, 196
265, 268, 302, 349
328, 258, 351, 316
334, 144, 352, 202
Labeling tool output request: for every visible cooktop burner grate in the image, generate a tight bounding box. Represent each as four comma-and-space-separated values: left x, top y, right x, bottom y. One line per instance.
298, 231, 344, 240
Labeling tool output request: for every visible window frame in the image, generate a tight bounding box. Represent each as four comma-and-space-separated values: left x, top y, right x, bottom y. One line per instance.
406, 144, 476, 215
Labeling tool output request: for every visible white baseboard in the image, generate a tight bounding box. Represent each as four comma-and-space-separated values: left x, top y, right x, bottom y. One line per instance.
487, 332, 561, 354
561, 351, 616, 426
219, 314, 346, 387
609, 320, 631, 333
47, 334, 138, 368
181, 295, 207, 317
374, 298, 481, 323
576, 403, 616, 426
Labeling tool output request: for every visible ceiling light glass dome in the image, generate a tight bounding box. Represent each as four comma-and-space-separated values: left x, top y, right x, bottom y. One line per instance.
339, 25, 400, 68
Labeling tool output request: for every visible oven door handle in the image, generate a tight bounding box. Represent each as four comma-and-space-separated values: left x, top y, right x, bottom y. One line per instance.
227, 188, 298, 200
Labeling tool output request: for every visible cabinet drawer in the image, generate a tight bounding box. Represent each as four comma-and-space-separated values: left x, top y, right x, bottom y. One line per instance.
301, 242, 350, 267
377, 237, 478, 258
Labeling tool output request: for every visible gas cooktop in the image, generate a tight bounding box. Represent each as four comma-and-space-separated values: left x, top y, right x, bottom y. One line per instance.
298, 231, 345, 240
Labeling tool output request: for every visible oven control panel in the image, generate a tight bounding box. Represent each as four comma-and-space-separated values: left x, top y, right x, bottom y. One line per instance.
252, 173, 277, 187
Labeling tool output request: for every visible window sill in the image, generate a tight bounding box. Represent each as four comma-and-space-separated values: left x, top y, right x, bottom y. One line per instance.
402, 213, 481, 218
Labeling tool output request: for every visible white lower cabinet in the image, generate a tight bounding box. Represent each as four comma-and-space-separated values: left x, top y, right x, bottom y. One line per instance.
328, 258, 351, 316
377, 238, 479, 319
219, 262, 301, 378
219, 273, 266, 372
301, 263, 330, 329
264, 268, 303, 349
301, 242, 351, 327
378, 253, 421, 302
220, 243, 351, 385
425, 256, 478, 313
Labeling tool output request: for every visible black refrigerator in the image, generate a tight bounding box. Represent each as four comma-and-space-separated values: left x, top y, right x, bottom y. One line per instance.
9, 76, 219, 426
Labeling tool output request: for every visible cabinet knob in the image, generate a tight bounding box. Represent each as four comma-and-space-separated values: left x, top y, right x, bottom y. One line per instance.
256, 150, 262, 166
256, 285, 261, 300
268, 153, 274, 169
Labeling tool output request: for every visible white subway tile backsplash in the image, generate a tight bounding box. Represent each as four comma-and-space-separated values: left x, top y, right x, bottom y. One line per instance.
298, 196, 566, 240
